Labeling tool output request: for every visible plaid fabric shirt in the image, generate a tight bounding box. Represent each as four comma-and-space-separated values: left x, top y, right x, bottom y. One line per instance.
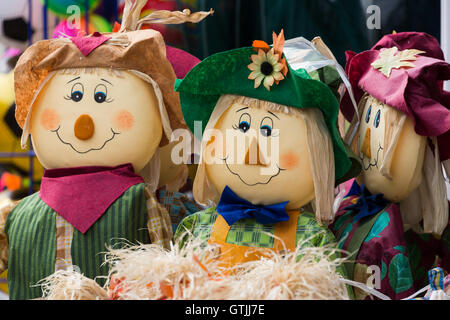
174, 207, 337, 251
156, 189, 202, 234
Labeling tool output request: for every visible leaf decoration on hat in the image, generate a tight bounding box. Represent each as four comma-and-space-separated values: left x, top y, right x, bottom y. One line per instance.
371, 47, 425, 77
248, 30, 288, 91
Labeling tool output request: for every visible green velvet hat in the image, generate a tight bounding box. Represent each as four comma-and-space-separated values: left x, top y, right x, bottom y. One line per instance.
175, 45, 357, 183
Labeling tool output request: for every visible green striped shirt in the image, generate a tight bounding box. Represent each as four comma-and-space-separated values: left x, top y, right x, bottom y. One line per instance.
5, 183, 150, 300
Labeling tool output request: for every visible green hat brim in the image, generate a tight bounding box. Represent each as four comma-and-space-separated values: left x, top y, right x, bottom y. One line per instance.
175, 47, 353, 182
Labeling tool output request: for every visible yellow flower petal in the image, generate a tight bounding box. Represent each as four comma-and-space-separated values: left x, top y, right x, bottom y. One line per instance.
267, 50, 280, 65
254, 74, 265, 88
273, 63, 284, 72
248, 70, 262, 80
263, 75, 274, 91
251, 54, 264, 65
272, 71, 284, 81
248, 62, 260, 71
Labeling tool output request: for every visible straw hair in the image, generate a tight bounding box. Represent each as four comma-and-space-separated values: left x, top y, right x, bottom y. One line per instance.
39, 236, 349, 300
193, 95, 336, 225
0, 197, 15, 273
400, 138, 449, 235
119, 0, 213, 32
119, 0, 149, 32
299, 108, 335, 226
379, 101, 407, 179
137, 8, 214, 30
38, 269, 109, 300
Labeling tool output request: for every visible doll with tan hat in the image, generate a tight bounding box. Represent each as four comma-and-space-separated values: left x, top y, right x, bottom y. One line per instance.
332, 32, 450, 300
0, 0, 211, 300
173, 31, 358, 275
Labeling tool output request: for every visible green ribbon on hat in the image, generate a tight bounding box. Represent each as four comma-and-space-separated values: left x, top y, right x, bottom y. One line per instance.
175, 46, 359, 184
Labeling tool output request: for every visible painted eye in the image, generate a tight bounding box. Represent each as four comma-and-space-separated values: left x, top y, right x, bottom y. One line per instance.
238, 113, 251, 133
94, 84, 107, 103
70, 83, 84, 102
374, 110, 381, 128
260, 125, 272, 137
260, 117, 274, 137
239, 121, 250, 133
365, 105, 372, 123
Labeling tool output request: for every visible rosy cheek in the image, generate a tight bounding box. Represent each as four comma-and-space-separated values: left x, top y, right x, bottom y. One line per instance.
40, 108, 61, 131
114, 110, 134, 131
280, 151, 300, 170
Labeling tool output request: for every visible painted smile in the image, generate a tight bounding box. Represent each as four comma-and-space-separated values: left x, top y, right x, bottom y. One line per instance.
51, 126, 120, 154
360, 143, 384, 171
220, 155, 285, 186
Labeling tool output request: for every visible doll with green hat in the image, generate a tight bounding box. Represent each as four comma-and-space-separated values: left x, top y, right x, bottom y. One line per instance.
173, 31, 359, 274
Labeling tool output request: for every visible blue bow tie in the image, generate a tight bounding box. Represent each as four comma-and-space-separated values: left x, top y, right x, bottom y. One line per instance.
345, 183, 388, 221
216, 186, 290, 225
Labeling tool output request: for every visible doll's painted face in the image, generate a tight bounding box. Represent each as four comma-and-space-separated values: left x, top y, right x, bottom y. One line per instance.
31, 68, 163, 171
204, 102, 315, 209
356, 95, 426, 202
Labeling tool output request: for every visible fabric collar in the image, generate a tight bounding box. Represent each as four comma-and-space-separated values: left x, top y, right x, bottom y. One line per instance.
216, 186, 289, 225
344, 181, 388, 221
39, 163, 144, 234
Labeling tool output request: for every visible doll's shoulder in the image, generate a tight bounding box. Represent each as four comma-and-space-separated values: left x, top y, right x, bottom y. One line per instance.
296, 211, 337, 247
174, 207, 218, 240
5, 192, 41, 219
4, 192, 50, 232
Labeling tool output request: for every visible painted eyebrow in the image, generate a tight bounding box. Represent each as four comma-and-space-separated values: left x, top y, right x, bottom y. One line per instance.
67, 76, 80, 84
268, 111, 279, 119
236, 107, 249, 113
101, 78, 113, 86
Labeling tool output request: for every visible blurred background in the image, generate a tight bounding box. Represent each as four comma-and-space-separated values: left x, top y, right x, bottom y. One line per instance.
0, 0, 447, 298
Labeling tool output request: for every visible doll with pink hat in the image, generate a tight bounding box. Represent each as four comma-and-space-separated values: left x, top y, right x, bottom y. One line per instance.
331, 32, 450, 300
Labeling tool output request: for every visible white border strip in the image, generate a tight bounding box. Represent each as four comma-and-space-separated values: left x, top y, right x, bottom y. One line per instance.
442, 0, 450, 91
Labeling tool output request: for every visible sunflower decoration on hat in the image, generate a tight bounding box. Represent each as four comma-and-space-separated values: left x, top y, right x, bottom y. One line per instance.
331, 31, 450, 300
0, 0, 212, 300
173, 29, 358, 291
248, 31, 288, 91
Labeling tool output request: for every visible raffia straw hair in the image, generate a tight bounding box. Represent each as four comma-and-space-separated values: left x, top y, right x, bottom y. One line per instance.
119, 0, 213, 32
38, 269, 109, 300
231, 240, 349, 300
193, 94, 336, 225
58, 67, 125, 78
39, 234, 349, 300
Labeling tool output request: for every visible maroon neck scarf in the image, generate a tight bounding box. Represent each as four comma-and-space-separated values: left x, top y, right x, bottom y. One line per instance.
39, 163, 144, 234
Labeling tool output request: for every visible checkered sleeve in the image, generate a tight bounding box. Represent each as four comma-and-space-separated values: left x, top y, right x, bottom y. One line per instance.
145, 187, 173, 250
0, 199, 15, 273
55, 214, 74, 271
173, 213, 198, 248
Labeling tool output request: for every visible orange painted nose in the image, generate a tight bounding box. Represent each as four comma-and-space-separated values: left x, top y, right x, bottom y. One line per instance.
244, 139, 268, 166
74, 114, 95, 140
361, 127, 372, 158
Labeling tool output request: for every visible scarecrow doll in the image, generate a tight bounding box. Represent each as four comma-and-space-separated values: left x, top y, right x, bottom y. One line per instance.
174, 31, 358, 274
0, 0, 211, 300
332, 32, 450, 300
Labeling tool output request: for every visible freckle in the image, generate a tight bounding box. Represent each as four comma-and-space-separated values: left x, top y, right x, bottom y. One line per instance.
40, 108, 60, 131
280, 151, 299, 170
114, 110, 134, 131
